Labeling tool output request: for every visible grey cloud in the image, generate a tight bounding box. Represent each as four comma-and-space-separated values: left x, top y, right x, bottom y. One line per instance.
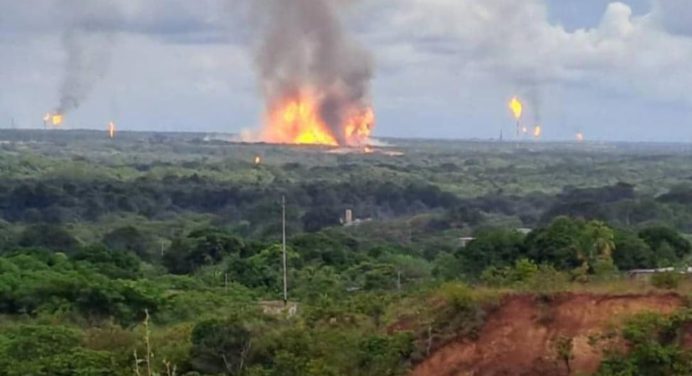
0, 0, 249, 115
0, 0, 235, 43
653, 0, 692, 35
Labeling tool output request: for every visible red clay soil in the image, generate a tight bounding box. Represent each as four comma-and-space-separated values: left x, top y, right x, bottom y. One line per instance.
411, 292, 683, 376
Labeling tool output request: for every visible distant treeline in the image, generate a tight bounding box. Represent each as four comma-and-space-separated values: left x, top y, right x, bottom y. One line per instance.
2, 177, 692, 235
0, 177, 459, 232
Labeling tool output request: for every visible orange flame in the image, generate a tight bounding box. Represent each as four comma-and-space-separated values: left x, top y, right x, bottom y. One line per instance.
344, 107, 374, 145
52, 114, 63, 126
508, 96, 523, 120
533, 125, 542, 138
108, 121, 116, 139
263, 92, 374, 146
254, 155, 262, 165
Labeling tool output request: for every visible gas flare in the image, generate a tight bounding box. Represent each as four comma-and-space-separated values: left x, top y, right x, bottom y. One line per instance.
263, 92, 374, 146
43, 112, 64, 128
254, 155, 262, 165
508, 96, 524, 137
533, 125, 542, 138
108, 121, 116, 139
509, 97, 523, 120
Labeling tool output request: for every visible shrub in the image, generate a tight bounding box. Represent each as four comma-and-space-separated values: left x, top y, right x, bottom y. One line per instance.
190, 318, 252, 375
596, 311, 692, 375
431, 283, 488, 342
651, 272, 681, 290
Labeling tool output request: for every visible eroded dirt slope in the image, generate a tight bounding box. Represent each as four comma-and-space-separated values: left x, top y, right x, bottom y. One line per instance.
412, 293, 683, 376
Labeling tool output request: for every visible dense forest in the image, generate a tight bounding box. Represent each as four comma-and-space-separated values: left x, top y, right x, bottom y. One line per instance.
2, 130, 692, 375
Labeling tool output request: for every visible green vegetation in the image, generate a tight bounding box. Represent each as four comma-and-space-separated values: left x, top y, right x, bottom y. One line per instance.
2, 130, 692, 374
596, 310, 692, 375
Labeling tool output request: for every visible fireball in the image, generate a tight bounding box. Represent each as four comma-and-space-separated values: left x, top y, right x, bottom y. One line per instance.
263, 91, 374, 147
264, 96, 336, 146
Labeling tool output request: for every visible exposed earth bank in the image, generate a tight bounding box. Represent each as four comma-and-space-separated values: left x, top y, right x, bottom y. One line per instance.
412, 292, 683, 376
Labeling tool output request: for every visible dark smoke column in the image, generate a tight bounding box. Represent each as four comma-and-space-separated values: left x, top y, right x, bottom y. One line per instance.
254, 0, 374, 145
56, 27, 113, 115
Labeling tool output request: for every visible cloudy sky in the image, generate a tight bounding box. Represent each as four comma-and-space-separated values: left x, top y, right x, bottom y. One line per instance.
1, 0, 691, 142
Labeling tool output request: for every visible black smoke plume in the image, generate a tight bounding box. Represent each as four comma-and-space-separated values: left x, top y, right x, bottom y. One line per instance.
253, 0, 373, 144
56, 24, 113, 114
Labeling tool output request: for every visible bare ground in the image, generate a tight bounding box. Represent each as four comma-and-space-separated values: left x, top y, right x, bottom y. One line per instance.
410, 292, 683, 376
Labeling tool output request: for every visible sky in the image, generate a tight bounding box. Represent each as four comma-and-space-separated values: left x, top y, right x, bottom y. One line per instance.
1, 0, 691, 142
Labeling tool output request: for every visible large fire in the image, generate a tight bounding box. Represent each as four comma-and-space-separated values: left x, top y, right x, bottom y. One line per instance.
262, 93, 374, 147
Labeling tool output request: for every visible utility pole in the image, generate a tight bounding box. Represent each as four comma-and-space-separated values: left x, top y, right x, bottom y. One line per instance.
282, 195, 288, 306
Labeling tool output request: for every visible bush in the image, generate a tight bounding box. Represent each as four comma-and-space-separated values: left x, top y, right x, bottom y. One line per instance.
431, 283, 489, 342
650, 272, 681, 290
190, 318, 252, 375
526, 264, 569, 292
596, 311, 692, 375
480, 258, 541, 287
0, 325, 120, 376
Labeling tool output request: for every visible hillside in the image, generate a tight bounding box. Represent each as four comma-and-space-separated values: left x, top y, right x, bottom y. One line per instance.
412, 292, 684, 376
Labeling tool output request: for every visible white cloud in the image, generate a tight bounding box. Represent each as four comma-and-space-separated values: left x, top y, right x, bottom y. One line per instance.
352, 0, 692, 139
372, 0, 692, 94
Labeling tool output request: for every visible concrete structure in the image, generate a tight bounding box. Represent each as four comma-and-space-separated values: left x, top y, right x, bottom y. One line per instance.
260, 301, 298, 317
628, 267, 692, 279
459, 237, 475, 248
345, 209, 353, 225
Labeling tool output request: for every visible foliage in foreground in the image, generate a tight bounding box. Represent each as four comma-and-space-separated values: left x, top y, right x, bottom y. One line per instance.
596, 310, 692, 376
